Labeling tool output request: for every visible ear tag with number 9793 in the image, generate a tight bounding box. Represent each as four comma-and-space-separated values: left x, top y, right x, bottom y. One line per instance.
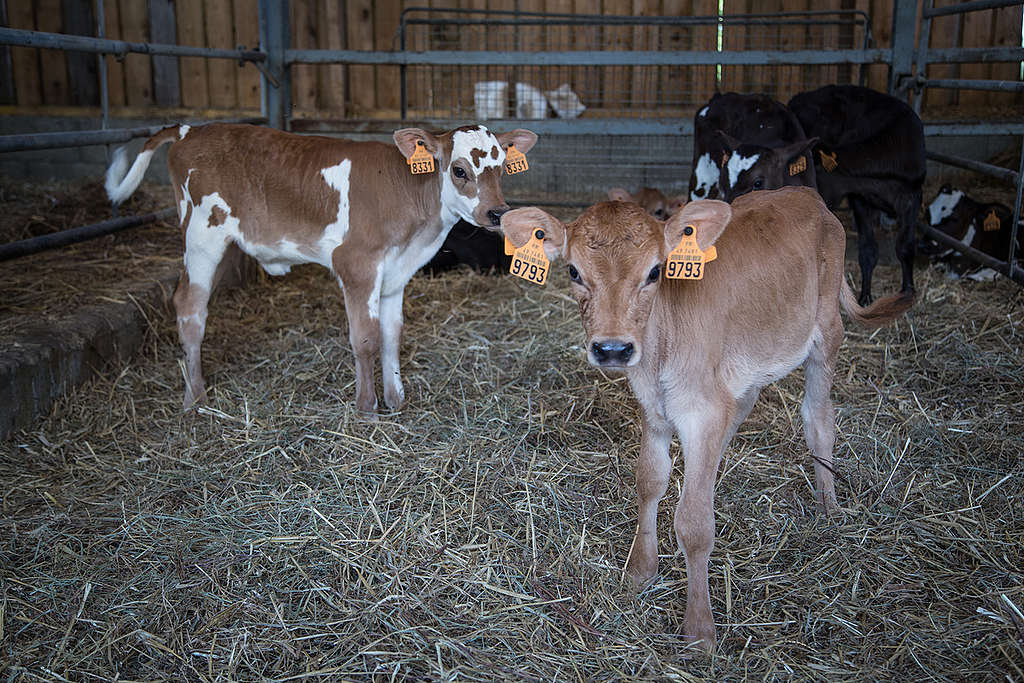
508, 229, 549, 285
666, 225, 717, 280
408, 141, 435, 174
504, 145, 529, 175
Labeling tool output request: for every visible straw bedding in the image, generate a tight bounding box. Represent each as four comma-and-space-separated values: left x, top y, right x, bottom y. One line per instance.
0, 178, 1022, 681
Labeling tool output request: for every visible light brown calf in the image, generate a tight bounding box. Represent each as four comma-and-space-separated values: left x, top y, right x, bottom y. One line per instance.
106, 123, 536, 412
501, 186, 913, 649
607, 186, 685, 220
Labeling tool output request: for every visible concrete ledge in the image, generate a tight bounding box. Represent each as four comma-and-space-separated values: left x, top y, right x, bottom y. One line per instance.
0, 271, 178, 440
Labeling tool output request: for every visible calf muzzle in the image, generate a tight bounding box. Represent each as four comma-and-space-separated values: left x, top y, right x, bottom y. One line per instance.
590, 340, 635, 367
487, 206, 511, 226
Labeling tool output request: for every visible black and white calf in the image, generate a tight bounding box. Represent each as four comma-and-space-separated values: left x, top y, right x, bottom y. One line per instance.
925, 185, 1021, 280
716, 85, 925, 305
688, 91, 816, 202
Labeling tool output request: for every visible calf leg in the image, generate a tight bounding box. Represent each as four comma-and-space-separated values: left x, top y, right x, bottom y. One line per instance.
672, 396, 734, 650
173, 232, 230, 411
801, 324, 842, 513
896, 188, 920, 295
379, 289, 406, 411
339, 276, 382, 414
849, 194, 879, 306
625, 409, 673, 587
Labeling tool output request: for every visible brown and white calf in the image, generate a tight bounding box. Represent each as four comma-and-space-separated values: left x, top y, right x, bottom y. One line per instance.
501, 186, 913, 649
106, 123, 537, 412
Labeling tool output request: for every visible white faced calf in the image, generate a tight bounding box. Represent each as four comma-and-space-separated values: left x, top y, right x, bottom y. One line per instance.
501, 187, 913, 649
106, 123, 537, 412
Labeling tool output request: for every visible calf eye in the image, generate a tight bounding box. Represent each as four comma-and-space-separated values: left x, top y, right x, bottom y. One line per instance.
646, 265, 661, 284
753, 178, 764, 190
452, 166, 467, 179
567, 264, 581, 283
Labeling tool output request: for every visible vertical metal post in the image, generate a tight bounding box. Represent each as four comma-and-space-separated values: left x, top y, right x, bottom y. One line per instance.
1009, 137, 1024, 281
259, 0, 290, 130
912, 0, 933, 113
888, 0, 918, 97
400, 13, 407, 120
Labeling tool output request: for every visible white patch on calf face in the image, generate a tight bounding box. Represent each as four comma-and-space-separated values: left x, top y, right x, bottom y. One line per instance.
691, 153, 718, 201
440, 126, 505, 226
727, 152, 760, 190
961, 221, 977, 248
928, 189, 963, 226
320, 159, 352, 253
698, 106, 709, 118
179, 124, 191, 139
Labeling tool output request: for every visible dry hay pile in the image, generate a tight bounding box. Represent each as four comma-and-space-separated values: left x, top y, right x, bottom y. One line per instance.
0, 207, 1022, 682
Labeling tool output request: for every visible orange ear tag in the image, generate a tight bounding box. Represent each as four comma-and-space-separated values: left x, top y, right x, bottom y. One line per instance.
408, 141, 435, 174
666, 225, 717, 280
983, 209, 1001, 232
503, 234, 516, 256
504, 145, 529, 175
789, 155, 807, 176
508, 229, 549, 285
820, 150, 838, 173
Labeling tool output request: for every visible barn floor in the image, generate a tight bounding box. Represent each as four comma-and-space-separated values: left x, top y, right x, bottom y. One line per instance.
0, 177, 1023, 680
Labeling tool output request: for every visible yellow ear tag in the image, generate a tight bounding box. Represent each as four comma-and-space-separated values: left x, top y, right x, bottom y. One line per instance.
408, 141, 435, 174
789, 155, 807, 176
508, 229, 549, 285
503, 234, 516, 256
820, 150, 838, 173
666, 225, 717, 280
504, 145, 529, 175
983, 209, 1001, 232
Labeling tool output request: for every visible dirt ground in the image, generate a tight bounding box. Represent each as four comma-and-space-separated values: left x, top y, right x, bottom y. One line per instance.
0, 173, 1022, 680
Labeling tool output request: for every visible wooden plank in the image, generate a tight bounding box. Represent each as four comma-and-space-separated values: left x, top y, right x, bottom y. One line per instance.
403, 0, 428, 116
630, 0, 657, 114
959, 6, 992, 106
866, 0, 893, 93
175, 0, 208, 108
375, 0, 402, 115
233, 0, 262, 111
37, 0, 70, 105
816, 0, 840, 89
119, 0, 153, 105
923, 0, 959, 109
572, 0, 600, 116
776, 0, 805, 101
0, 0, 13, 105
63, 0, 99, 106
291, 0, 318, 112
658, 0, 688, 112
989, 3, 1022, 106
204, 0, 237, 109
7, 0, 41, 106
148, 0, 180, 107
546, 0, 574, 116
319, 0, 346, 115
692, 0, 718, 107
720, 0, 747, 94
602, 0, 632, 116
102, 0, 125, 107
347, 0, 375, 115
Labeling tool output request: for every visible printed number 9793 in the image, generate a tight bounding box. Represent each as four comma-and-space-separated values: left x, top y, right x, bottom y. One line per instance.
511, 257, 545, 283
667, 260, 702, 279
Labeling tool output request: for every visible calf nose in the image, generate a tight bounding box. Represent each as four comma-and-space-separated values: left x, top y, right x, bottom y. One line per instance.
488, 206, 511, 226
591, 340, 635, 366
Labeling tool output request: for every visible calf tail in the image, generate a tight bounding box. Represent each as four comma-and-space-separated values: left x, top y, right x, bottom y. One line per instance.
839, 278, 915, 329
105, 126, 182, 205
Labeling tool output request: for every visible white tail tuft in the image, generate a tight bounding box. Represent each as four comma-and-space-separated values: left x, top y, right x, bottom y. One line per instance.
105, 146, 154, 206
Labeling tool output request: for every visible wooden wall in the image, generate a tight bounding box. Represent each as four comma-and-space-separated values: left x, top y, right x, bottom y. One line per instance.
1, 0, 1020, 117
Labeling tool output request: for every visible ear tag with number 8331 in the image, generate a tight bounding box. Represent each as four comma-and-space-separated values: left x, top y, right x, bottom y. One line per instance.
666, 225, 717, 280
504, 145, 529, 175
408, 141, 435, 174
508, 229, 549, 285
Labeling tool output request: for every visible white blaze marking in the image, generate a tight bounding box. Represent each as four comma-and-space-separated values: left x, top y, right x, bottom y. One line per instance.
691, 152, 718, 201
928, 189, 963, 226
179, 124, 191, 139
698, 106, 709, 118
727, 152, 760, 190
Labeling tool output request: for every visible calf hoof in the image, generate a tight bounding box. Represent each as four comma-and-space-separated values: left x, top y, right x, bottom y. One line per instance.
624, 538, 659, 588
355, 392, 379, 416
383, 382, 405, 412
857, 291, 873, 307
683, 616, 717, 653
182, 386, 208, 412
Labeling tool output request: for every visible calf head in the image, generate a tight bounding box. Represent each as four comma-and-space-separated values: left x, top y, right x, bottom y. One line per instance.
607, 186, 686, 219
922, 185, 969, 255
394, 125, 537, 227
501, 200, 732, 369
717, 132, 818, 202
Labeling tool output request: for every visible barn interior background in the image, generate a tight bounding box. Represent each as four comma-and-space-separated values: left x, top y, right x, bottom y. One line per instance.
1, 2, 1023, 680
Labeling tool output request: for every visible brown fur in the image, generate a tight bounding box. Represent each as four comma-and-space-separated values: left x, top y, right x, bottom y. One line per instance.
501, 186, 913, 650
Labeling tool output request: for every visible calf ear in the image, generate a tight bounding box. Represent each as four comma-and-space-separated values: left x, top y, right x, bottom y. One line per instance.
779, 136, 818, 165
394, 128, 440, 160
665, 199, 732, 253
715, 130, 743, 155
497, 129, 538, 155
500, 207, 566, 261
607, 187, 632, 202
